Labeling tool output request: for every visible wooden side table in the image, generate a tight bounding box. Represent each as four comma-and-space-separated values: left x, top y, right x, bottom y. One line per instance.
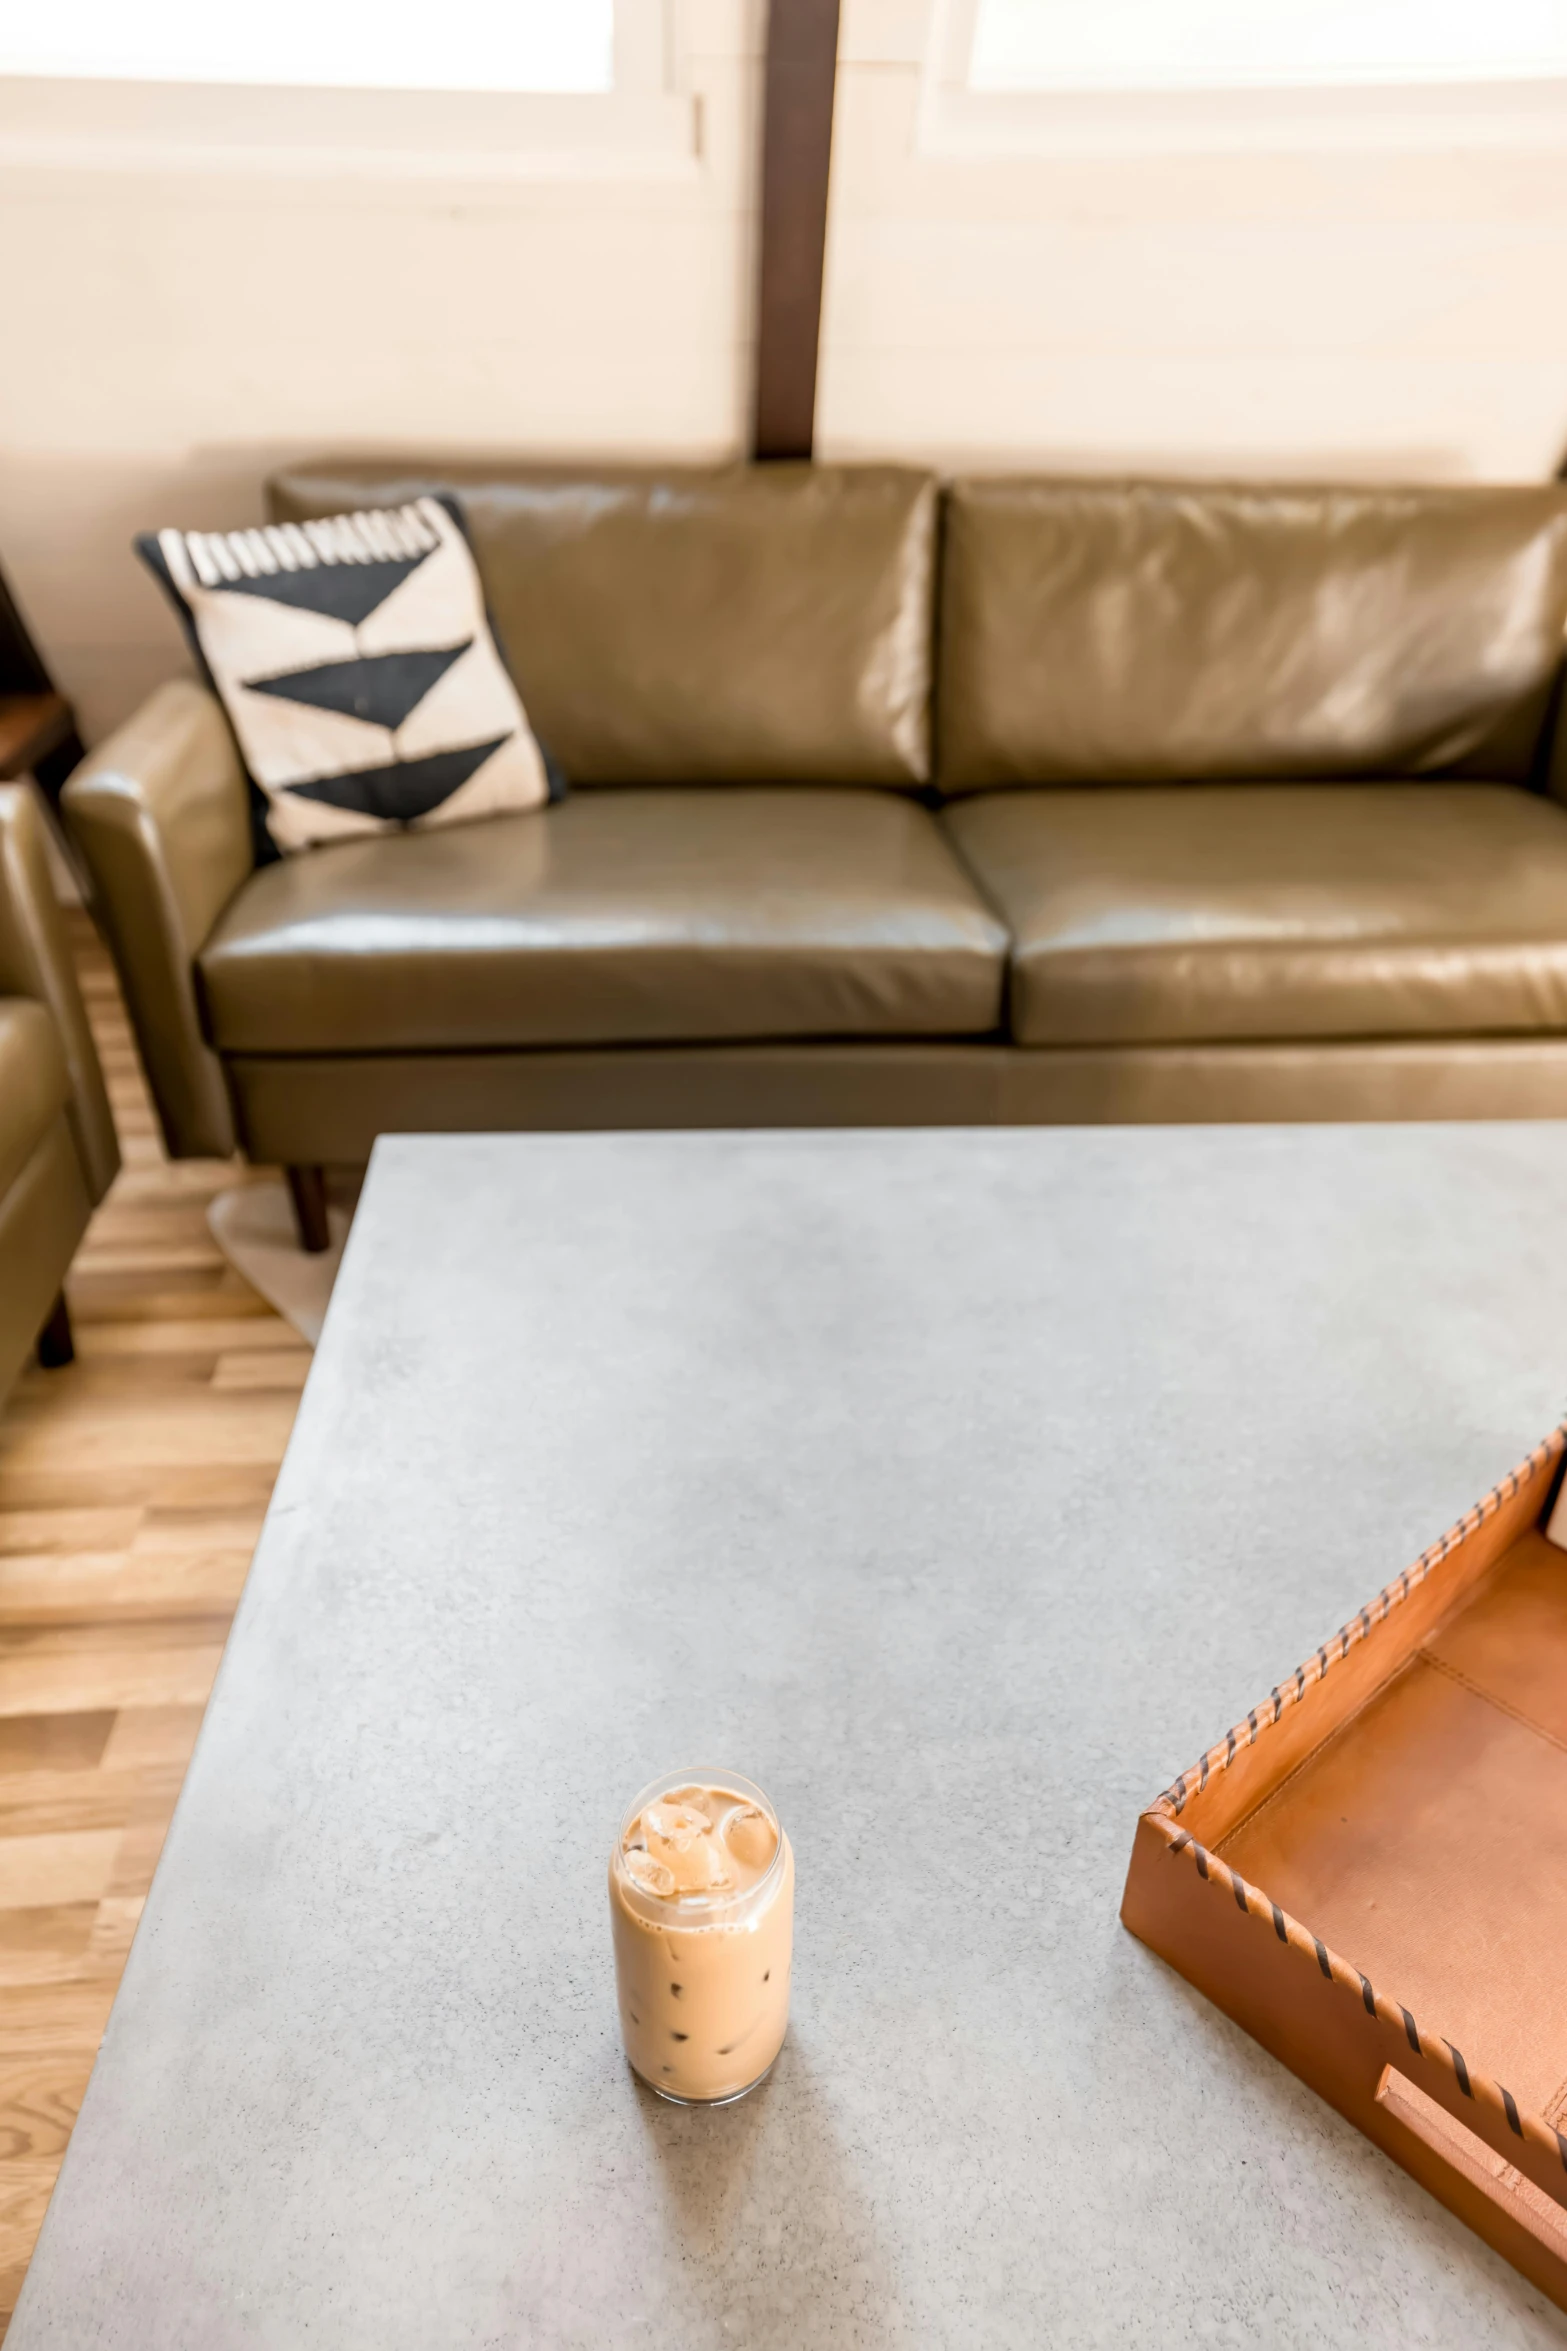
0, 689, 82, 807
0, 560, 84, 811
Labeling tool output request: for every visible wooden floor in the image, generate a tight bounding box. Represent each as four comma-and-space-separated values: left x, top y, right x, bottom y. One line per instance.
0, 914, 307, 2338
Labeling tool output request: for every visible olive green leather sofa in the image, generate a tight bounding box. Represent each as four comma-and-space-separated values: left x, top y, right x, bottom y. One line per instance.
0, 781, 119, 1398
64, 462, 1567, 1251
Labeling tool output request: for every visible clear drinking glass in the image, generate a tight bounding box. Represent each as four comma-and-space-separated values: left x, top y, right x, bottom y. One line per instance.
608, 1768, 793, 2105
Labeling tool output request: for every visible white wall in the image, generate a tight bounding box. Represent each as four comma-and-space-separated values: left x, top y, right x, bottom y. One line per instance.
820, 0, 1567, 483
10, 0, 1567, 743
0, 0, 762, 741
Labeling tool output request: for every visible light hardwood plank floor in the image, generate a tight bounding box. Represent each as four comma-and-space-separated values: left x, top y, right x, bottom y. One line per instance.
0, 911, 306, 2337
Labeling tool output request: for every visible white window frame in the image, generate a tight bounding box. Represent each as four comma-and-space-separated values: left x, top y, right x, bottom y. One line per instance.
919, 0, 1567, 156
0, 0, 696, 182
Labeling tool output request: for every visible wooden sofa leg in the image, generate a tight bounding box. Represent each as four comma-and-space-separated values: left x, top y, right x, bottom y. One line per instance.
286, 1165, 331, 1255
36, 1291, 74, 1369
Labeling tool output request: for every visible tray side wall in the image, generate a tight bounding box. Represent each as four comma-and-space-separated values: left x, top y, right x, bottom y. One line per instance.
1158, 1431, 1564, 1851
1122, 1810, 1567, 2310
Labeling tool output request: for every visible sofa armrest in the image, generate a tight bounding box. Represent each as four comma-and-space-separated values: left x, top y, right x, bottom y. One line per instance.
63, 681, 251, 1160
0, 780, 120, 1204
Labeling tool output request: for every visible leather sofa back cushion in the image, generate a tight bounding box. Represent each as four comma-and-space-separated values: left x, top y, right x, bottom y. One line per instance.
268, 463, 937, 788
937, 478, 1567, 791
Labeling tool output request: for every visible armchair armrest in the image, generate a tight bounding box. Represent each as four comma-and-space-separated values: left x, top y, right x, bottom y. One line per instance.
0, 779, 119, 1203
63, 681, 251, 1160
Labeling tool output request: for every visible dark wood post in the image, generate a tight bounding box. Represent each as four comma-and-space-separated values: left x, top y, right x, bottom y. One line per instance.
752, 0, 842, 461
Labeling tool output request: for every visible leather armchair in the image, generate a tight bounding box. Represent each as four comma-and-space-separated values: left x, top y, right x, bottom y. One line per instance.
0, 779, 119, 1402
62, 679, 251, 1162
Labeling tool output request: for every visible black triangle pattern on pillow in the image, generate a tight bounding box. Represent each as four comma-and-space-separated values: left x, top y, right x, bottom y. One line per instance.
135, 497, 561, 855
286, 738, 512, 823
212, 552, 432, 629
247, 642, 472, 732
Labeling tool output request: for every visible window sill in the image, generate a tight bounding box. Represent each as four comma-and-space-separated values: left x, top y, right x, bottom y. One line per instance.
0, 75, 701, 183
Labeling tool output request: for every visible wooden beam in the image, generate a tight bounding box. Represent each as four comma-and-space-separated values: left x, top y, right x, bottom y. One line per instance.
752, 0, 841, 461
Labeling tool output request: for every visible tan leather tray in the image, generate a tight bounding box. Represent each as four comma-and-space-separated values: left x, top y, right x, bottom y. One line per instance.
1122, 1426, 1567, 2307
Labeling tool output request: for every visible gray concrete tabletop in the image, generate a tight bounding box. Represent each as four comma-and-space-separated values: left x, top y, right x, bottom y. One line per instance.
13, 1125, 1567, 2349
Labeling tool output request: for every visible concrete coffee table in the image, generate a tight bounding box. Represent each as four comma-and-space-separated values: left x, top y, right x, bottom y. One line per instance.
12, 1128, 1567, 2348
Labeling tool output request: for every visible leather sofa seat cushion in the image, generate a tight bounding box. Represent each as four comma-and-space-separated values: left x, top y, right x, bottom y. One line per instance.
938, 478, 1567, 792
198, 789, 1008, 1054
943, 784, 1567, 1046
268, 463, 936, 790
0, 998, 70, 1199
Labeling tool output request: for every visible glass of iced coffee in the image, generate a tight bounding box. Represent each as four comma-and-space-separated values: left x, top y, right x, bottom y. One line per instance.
608, 1770, 793, 2105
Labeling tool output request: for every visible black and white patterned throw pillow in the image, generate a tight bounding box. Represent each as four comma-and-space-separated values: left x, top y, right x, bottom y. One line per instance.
138, 496, 561, 855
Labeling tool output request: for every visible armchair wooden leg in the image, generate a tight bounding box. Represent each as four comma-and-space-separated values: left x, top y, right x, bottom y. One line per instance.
286, 1164, 331, 1255
36, 1291, 74, 1368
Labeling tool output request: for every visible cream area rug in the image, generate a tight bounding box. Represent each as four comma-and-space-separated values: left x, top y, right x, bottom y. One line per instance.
207, 1176, 358, 1345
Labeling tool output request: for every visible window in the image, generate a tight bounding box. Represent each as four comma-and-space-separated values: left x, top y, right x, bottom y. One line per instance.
969, 0, 1567, 95
0, 0, 614, 94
